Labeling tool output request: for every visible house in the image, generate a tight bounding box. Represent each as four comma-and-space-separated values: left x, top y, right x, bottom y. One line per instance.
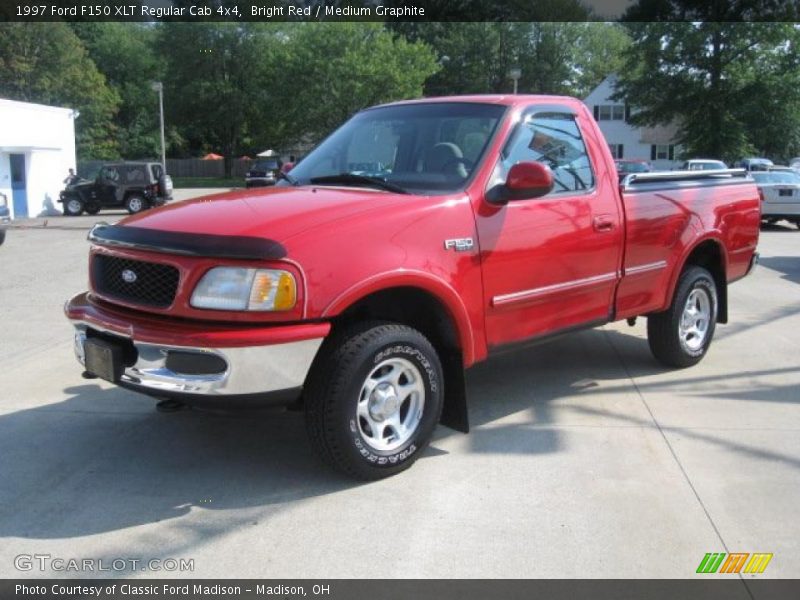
583, 75, 681, 170
0, 98, 78, 219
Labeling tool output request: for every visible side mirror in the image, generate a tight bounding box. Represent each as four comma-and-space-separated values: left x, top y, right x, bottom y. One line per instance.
506, 161, 554, 200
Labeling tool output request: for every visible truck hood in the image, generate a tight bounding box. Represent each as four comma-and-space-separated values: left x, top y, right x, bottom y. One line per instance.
120, 185, 411, 243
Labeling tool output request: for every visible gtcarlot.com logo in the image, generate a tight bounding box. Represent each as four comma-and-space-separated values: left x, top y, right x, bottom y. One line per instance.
14, 553, 194, 573
696, 552, 773, 574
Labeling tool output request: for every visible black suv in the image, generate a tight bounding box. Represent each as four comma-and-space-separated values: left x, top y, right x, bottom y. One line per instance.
59, 162, 173, 216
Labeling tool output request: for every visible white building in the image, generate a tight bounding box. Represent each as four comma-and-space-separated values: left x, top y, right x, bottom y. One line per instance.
0, 98, 78, 219
583, 75, 681, 170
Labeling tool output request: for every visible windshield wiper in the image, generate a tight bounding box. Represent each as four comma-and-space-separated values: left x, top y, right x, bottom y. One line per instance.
276, 169, 298, 186
309, 173, 408, 194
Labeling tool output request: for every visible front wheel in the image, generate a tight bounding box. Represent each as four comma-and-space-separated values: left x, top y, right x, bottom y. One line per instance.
63, 197, 84, 216
304, 322, 444, 480
647, 266, 717, 368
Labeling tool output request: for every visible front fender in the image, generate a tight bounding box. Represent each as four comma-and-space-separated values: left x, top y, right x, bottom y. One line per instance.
322, 269, 477, 366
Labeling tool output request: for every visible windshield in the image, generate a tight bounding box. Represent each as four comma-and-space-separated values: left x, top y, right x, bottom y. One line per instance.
687, 161, 726, 170
252, 160, 280, 171
280, 102, 506, 194
616, 161, 649, 173
752, 171, 800, 184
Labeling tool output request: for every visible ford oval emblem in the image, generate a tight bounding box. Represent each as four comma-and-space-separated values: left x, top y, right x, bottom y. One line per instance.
121, 269, 138, 283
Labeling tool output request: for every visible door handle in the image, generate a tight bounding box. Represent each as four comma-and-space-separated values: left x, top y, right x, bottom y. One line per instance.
593, 215, 616, 232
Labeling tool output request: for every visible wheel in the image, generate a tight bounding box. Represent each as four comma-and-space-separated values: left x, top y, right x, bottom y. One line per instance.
647, 266, 717, 368
124, 194, 148, 214
63, 197, 84, 216
304, 322, 444, 480
795, 219, 800, 230
84, 204, 101, 215
0, 229, 5, 245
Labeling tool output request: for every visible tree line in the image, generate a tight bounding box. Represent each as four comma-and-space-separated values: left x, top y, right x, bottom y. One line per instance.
1, 17, 799, 171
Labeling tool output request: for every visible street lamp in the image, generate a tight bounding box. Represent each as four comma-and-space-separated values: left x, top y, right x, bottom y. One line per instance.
151, 81, 166, 171
509, 67, 522, 94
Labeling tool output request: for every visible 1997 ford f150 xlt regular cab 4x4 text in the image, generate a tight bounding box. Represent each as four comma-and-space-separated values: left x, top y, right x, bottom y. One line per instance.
66, 95, 760, 479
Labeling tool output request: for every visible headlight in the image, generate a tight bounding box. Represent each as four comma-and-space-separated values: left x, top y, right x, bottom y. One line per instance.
191, 267, 297, 311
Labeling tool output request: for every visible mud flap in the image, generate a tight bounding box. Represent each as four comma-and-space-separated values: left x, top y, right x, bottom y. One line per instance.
439, 351, 469, 433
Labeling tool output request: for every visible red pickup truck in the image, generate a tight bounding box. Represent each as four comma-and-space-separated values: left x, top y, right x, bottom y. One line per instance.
66, 95, 760, 479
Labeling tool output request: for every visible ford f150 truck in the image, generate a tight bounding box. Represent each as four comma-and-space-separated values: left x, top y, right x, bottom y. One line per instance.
65, 95, 760, 479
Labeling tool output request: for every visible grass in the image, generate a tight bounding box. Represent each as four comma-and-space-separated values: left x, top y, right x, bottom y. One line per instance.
171, 177, 245, 189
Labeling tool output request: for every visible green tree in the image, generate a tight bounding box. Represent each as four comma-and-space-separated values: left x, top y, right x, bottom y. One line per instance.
571, 23, 631, 99
397, 23, 629, 98
156, 23, 280, 175
276, 23, 439, 143
72, 23, 165, 160
0, 23, 120, 159
614, 22, 800, 162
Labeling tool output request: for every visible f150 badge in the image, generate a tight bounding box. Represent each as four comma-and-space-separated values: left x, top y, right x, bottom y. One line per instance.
444, 238, 474, 252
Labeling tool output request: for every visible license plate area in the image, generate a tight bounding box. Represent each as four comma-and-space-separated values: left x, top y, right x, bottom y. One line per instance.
84, 338, 125, 383
778, 188, 794, 197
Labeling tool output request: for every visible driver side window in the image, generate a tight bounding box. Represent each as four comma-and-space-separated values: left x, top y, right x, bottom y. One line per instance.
502, 113, 595, 194
99, 167, 119, 183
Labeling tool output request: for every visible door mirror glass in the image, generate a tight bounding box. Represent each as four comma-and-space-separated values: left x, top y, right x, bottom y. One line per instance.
506, 161, 554, 199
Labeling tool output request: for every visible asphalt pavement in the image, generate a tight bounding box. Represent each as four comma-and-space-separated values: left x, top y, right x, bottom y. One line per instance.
0, 199, 798, 580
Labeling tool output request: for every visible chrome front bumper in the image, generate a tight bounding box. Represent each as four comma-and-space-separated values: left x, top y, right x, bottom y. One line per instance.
72, 324, 323, 398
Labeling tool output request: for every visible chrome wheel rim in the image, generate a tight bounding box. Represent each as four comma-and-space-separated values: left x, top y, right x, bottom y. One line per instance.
357, 357, 425, 452
67, 199, 82, 214
679, 287, 711, 352
128, 197, 144, 212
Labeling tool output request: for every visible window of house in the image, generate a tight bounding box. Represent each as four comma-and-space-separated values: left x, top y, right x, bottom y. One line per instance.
651, 144, 675, 161
595, 105, 625, 121
608, 143, 624, 159
501, 112, 595, 194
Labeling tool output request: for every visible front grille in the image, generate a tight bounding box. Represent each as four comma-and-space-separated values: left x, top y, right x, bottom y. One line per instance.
92, 255, 179, 308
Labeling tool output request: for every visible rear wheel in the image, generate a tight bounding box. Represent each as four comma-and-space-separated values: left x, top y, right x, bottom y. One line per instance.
63, 197, 84, 216
648, 266, 717, 368
304, 322, 443, 480
124, 194, 148, 214
84, 204, 101, 215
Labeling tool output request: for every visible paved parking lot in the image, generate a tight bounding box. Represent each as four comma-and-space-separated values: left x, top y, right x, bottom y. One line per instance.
0, 202, 798, 579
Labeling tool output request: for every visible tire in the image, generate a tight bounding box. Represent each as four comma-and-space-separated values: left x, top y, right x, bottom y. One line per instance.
304, 321, 444, 480
0, 229, 5, 245
647, 266, 717, 368
795, 220, 800, 230
124, 194, 148, 214
63, 197, 84, 216
85, 204, 101, 215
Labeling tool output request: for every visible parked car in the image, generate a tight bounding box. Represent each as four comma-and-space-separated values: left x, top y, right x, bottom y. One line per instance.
59, 162, 172, 216
751, 167, 800, 228
0, 192, 9, 245
245, 158, 283, 188
789, 157, 800, 172
614, 159, 652, 181
735, 157, 774, 171
677, 159, 727, 171
66, 94, 760, 480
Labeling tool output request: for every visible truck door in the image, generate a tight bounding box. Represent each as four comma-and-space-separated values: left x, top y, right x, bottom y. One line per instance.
475, 107, 623, 349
